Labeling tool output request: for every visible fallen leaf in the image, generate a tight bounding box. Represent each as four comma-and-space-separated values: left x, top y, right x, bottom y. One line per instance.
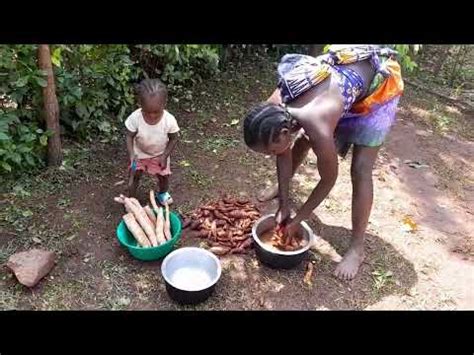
117, 297, 130, 307
377, 171, 386, 182
32, 237, 42, 244
114, 180, 125, 186
401, 215, 418, 233
230, 119, 239, 126
274, 283, 284, 292
303, 262, 314, 286
404, 160, 429, 169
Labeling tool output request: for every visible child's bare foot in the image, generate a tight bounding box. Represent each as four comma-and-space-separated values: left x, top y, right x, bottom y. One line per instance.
257, 184, 279, 202
334, 240, 365, 280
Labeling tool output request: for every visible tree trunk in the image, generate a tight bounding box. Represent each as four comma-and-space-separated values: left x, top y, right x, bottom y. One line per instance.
37, 45, 62, 166
309, 44, 324, 57
432, 45, 451, 74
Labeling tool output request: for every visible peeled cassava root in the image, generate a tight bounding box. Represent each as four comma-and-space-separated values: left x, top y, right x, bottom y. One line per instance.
183, 195, 261, 256
114, 191, 172, 248
122, 213, 151, 247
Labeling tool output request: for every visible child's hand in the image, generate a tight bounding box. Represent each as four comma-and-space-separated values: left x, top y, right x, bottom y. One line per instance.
129, 154, 137, 172
157, 155, 167, 169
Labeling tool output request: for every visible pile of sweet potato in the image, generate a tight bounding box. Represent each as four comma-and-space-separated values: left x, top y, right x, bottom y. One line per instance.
183, 196, 261, 255
114, 190, 171, 248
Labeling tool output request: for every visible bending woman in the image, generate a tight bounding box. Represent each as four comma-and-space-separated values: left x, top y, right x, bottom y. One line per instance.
243, 45, 404, 280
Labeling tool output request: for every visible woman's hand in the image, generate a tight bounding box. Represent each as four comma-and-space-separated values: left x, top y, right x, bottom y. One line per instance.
283, 219, 300, 244
275, 205, 290, 226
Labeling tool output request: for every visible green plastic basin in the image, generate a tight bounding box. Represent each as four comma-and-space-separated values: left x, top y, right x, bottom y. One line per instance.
116, 211, 182, 261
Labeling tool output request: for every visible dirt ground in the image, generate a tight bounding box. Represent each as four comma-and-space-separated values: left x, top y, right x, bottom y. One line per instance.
1, 60, 472, 310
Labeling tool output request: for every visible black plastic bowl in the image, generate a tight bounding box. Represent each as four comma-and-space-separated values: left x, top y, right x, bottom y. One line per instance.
161, 247, 222, 305
252, 214, 314, 269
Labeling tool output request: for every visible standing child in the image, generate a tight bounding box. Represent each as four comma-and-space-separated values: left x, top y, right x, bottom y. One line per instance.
125, 78, 179, 205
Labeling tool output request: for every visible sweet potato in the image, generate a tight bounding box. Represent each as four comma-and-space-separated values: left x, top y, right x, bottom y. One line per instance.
218, 206, 236, 214
217, 235, 230, 242
210, 220, 217, 239
190, 221, 201, 230
236, 198, 249, 205
199, 219, 211, 231
226, 210, 251, 219
193, 230, 210, 238
233, 234, 250, 242
211, 240, 233, 248
213, 210, 232, 223
182, 219, 192, 229
209, 246, 231, 256
221, 198, 231, 204
215, 220, 226, 227
236, 237, 253, 250
185, 196, 261, 249
123, 213, 151, 247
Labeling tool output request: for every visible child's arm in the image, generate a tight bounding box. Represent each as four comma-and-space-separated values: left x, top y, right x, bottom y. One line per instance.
158, 132, 179, 167
126, 129, 136, 163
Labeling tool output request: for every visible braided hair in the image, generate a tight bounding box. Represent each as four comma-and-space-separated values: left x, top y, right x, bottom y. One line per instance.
243, 102, 293, 149
136, 78, 168, 103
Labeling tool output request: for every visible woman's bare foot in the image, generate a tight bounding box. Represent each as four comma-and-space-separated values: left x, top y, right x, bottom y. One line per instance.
257, 184, 279, 202
334, 240, 365, 281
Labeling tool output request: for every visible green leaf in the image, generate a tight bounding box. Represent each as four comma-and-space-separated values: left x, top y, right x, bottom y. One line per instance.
75, 104, 89, 118
3, 113, 20, 125
98, 120, 111, 132
39, 135, 48, 146
1, 162, 12, 172
35, 77, 48, 87
36, 128, 44, 134
9, 152, 21, 164
22, 210, 33, 218
0, 132, 9, 140
18, 145, 32, 153
71, 87, 82, 99
71, 121, 80, 131
15, 76, 28, 88
24, 133, 36, 143
179, 160, 191, 167
51, 47, 62, 67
